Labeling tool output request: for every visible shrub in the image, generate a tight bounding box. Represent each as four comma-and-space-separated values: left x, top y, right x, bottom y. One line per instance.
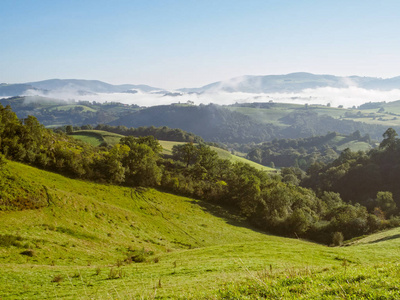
108, 268, 125, 280
125, 247, 152, 263
51, 274, 63, 283
95, 267, 102, 275
20, 249, 35, 257
332, 232, 344, 246
0, 234, 24, 248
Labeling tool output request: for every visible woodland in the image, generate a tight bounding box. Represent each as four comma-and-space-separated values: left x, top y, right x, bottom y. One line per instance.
1, 103, 400, 246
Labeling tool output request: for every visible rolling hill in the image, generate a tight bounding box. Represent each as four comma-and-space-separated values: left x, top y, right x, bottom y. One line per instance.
2, 95, 400, 144
2, 160, 400, 298
69, 130, 273, 172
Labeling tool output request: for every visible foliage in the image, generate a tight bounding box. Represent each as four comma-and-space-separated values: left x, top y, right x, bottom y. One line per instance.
303, 128, 400, 214
332, 231, 344, 246
246, 131, 373, 170
0, 104, 394, 243
93, 123, 204, 143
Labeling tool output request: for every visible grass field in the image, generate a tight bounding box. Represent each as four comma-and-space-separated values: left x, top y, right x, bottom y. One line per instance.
70, 130, 124, 146
48, 105, 97, 113
227, 102, 400, 130
1, 161, 400, 298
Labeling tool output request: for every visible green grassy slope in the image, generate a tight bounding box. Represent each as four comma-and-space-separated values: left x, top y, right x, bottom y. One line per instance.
71, 130, 124, 146
228, 103, 400, 129
48, 104, 97, 112
2, 161, 400, 298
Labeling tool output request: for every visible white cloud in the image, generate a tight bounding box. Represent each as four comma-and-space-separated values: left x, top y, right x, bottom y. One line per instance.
22, 87, 400, 108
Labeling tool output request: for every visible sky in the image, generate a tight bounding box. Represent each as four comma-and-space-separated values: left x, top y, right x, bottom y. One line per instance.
1, 0, 400, 90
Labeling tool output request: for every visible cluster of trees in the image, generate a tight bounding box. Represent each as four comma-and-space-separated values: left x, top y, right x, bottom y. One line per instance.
90, 124, 203, 143
246, 131, 372, 170
2, 104, 399, 244
303, 128, 400, 212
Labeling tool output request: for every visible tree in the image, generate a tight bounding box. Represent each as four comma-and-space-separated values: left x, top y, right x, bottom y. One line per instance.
172, 143, 197, 167
321, 191, 343, 210
122, 142, 162, 187
66, 125, 73, 134
376, 191, 396, 214
380, 128, 398, 150
332, 232, 344, 246
0, 153, 6, 170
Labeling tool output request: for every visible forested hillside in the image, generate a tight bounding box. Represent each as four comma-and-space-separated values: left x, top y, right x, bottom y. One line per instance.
303, 128, 400, 213
3, 97, 400, 145
109, 104, 278, 143
247, 131, 373, 170
1, 103, 400, 245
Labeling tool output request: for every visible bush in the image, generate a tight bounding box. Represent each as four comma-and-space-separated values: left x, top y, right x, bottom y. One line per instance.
332, 232, 344, 246
125, 247, 153, 263
51, 274, 63, 283
0, 234, 24, 248
20, 249, 35, 257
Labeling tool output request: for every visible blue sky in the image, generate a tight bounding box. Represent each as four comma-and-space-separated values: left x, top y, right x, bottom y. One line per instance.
1, 0, 400, 89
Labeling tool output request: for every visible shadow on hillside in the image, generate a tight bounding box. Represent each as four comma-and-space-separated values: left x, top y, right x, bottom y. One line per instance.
368, 234, 400, 244
192, 199, 268, 235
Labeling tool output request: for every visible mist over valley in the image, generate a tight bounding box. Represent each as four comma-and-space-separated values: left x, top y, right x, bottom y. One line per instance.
1, 73, 400, 109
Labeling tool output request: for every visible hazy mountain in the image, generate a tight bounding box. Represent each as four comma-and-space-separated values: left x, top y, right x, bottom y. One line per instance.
2, 74, 400, 102
0, 83, 43, 97
179, 72, 400, 93
27, 79, 162, 94
0, 79, 163, 97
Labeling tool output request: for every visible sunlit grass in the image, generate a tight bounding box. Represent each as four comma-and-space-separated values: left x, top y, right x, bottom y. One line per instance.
2, 161, 400, 298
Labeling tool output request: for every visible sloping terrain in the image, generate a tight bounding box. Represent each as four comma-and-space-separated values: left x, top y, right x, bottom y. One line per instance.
69, 130, 273, 171
1, 160, 400, 298
2, 96, 400, 142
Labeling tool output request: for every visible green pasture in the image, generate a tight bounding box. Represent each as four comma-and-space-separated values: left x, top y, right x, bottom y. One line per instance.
48, 105, 97, 112
1, 161, 400, 298
70, 130, 124, 146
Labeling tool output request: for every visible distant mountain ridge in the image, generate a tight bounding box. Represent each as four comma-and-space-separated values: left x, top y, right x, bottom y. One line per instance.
0, 83, 40, 96
0, 79, 163, 97
26, 79, 162, 93
2, 73, 400, 97
179, 72, 400, 93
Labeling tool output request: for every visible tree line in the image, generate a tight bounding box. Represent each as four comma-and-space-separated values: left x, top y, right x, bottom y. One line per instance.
0, 103, 398, 245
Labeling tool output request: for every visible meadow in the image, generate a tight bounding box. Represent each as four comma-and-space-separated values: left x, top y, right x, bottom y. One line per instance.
1, 161, 400, 299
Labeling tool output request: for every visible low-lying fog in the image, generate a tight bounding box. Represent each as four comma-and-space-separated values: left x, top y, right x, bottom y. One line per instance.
23, 87, 400, 108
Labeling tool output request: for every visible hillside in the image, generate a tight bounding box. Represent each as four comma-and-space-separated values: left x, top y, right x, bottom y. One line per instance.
2, 161, 400, 298
70, 130, 125, 147
246, 131, 373, 170
109, 103, 279, 143
69, 130, 273, 172
2, 96, 400, 143
111, 103, 399, 142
